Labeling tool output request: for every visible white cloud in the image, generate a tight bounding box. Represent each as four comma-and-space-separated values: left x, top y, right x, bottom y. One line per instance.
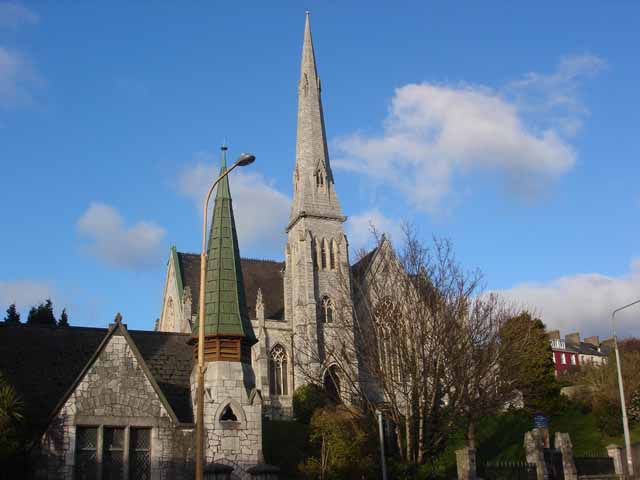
0, 2, 38, 29
346, 209, 402, 253
0, 46, 37, 107
178, 156, 290, 258
507, 54, 605, 136
0, 280, 54, 312
77, 203, 166, 270
334, 55, 603, 213
497, 261, 640, 339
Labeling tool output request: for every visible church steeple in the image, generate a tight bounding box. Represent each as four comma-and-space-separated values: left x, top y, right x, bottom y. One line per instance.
288, 12, 344, 231
194, 145, 256, 359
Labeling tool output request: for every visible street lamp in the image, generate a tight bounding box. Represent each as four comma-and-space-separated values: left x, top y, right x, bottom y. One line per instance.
611, 299, 640, 477
195, 149, 256, 480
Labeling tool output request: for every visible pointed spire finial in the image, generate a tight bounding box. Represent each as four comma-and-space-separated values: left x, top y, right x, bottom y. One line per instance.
288, 11, 345, 229
114, 312, 123, 324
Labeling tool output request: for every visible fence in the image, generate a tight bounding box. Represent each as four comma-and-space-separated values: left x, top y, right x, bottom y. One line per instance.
478, 460, 537, 480
574, 450, 615, 476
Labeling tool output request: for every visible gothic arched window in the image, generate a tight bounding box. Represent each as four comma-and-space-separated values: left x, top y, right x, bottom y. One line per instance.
320, 239, 327, 270
329, 239, 336, 270
269, 345, 288, 396
320, 296, 334, 324
374, 296, 400, 381
312, 238, 318, 271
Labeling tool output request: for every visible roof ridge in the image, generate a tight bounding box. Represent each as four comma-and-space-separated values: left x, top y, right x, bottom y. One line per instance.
0, 323, 108, 332
177, 251, 283, 264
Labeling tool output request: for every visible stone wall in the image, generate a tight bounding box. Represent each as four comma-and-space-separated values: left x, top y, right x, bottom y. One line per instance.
192, 361, 263, 478
34, 332, 194, 480
252, 319, 294, 419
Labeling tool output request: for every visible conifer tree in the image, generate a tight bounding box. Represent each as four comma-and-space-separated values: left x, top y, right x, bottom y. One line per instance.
3, 304, 20, 324
58, 308, 69, 327
27, 299, 57, 326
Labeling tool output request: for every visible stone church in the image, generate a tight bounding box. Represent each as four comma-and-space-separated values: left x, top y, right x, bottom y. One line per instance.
0, 13, 385, 480
157, 12, 376, 420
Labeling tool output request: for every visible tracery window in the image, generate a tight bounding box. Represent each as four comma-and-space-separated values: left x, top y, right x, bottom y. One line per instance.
269, 345, 289, 396
315, 169, 324, 188
374, 297, 401, 382
320, 296, 334, 324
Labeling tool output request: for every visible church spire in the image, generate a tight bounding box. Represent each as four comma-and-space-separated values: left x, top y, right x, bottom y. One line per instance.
194, 145, 256, 353
288, 12, 344, 230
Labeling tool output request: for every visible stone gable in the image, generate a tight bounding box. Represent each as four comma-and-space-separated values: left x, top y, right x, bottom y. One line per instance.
34, 331, 193, 480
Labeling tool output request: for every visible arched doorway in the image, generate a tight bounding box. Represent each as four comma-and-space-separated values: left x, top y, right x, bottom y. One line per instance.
323, 365, 341, 403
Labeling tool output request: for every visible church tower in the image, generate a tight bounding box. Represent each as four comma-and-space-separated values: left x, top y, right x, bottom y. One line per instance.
285, 13, 354, 392
191, 146, 263, 472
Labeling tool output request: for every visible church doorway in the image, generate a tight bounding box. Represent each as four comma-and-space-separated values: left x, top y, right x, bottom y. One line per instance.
323, 365, 341, 403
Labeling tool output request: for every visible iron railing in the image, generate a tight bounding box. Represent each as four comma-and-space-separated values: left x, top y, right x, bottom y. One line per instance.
479, 460, 537, 480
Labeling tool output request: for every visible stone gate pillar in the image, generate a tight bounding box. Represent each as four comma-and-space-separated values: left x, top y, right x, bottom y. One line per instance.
554, 432, 577, 480
524, 430, 548, 480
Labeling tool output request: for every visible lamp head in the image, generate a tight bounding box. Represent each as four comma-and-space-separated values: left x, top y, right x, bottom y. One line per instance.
236, 153, 255, 167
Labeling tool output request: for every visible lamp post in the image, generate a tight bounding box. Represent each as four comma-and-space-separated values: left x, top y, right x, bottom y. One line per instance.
195, 150, 255, 480
611, 299, 640, 477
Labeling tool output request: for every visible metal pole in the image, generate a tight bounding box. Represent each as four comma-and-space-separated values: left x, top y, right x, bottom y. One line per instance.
195, 161, 241, 480
377, 410, 388, 480
611, 299, 640, 477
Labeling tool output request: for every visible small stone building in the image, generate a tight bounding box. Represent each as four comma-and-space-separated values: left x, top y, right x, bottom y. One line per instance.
0, 320, 196, 479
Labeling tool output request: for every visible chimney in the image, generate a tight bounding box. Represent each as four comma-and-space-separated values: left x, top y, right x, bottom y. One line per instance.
601, 337, 615, 349
584, 335, 600, 347
565, 332, 580, 346
548, 330, 561, 340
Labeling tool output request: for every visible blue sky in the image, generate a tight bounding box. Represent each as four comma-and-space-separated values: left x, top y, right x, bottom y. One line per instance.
1, 1, 639, 338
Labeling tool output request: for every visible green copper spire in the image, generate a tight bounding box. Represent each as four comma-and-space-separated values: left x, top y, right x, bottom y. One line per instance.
194, 145, 256, 344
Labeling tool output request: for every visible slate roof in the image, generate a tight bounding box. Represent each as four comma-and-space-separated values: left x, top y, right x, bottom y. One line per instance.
0, 323, 194, 437
128, 329, 194, 423
177, 252, 285, 321
569, 341, 610, 357
351, 247, 378, 282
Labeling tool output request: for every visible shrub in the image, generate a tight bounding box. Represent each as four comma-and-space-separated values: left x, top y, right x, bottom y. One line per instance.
298, 406, 375, 479
293, 384, 328, 424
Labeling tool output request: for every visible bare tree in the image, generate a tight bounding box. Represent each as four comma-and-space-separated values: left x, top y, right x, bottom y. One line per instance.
294, 225, 530, 465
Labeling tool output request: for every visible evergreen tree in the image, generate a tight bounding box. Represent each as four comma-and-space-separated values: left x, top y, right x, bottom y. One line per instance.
500, 311, 560, 414
26, 299, 57, 326
3, 304, 20, 324
58, 308, 69, 327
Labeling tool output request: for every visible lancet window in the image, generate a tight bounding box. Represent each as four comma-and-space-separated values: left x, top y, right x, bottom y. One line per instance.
320, 239, 327, 270
329, 239, 336, 270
